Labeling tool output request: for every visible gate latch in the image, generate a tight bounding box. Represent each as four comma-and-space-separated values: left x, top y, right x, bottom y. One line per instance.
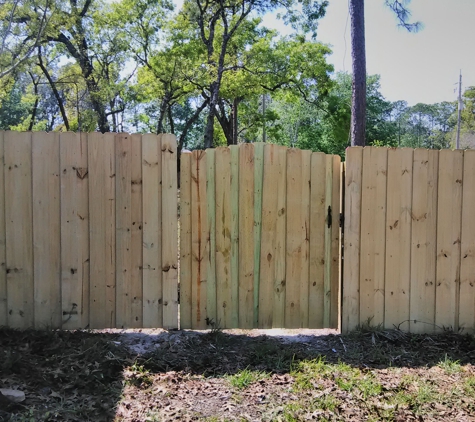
327, 206, 332, 228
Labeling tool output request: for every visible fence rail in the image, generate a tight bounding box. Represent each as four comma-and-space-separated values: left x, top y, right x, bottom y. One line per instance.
0, 131, 178, 330
343, 146, 475, 334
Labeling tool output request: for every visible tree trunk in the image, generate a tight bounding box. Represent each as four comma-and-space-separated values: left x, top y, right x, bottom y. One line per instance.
204, 82, 219, 148
37, 47, 70, 131
231, 98, 240, 145
28, 72, 39, 131
350, 0, 366, 147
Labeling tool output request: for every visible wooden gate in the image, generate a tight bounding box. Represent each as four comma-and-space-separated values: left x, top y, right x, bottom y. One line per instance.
180, 143, 342, 329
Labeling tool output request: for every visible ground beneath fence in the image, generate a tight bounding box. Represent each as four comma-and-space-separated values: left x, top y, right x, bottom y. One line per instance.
1, 327, 475, 421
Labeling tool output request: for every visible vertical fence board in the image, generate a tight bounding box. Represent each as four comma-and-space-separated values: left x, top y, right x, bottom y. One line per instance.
285, 149, 311, 328
115, 134, 143, 328
410, 149, 438, 333
460, 150, 475, 333
0, 132, 5, 326
230, 146, 240, 327
206, 149, 217, 326
342, 147, 363, 333
180, 152, 192, 329
5, 131, 33, 328
272, 147, 287, 328
88, 133, 116, 328
239, 144, 255, 328
259, 145, 286, 328
330, 155, 342, 329
142, 134, 162, 327
359, 147, 388, 327
32, 132, 61, 329
60, 133, 89, 329
435, 149, 463, 331
130, 134, 143, 327
253, 143, 265, 327
161, 134, 178, 329
384, 148, 413, 330
115, 134, 132, 328
309, 152, 326, 328
191, 150, 208, 329
215, 148, 232, 328
323, 155, 333, 327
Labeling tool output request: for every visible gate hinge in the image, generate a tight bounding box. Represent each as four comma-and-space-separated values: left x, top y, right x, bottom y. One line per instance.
327, 206, 332, 228
339, 213, 344, 228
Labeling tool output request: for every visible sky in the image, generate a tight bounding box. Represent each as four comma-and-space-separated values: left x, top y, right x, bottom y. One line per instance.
315, 0, 475, 106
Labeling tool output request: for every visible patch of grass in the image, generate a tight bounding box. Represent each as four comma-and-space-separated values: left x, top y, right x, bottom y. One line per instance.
124, 362, 153, 388
226, 367, 269, 390
357, 374, 382, 399
437, 354, 462, 374
290, 355, 331, 390
464, 376, 475, 396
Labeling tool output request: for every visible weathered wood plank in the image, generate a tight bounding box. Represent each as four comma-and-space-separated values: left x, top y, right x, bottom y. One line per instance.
342, 147, 363, 333
60, 132, 89, 330
323, 155, 333, 328
215, 147, 232, 328
161, 134, 178, 329
330, 155, 341, 329
142, 134, 162, 328
239, 144, 255, 328
0, 132, 6, 327
230, 145, 240, 328
259, 144, 286, 328
130, 134, 143, 327
206, 148, 217, 326
285, 148, 311, 328
460, 149, 475, 333
359, 147, 388, 328
384, 148, 413, 330
435, 149, 463, 331
253, 142, 264, 327
309, 152, 326, 328
191, 150, 208, 329
32, 132, 61, 329
180, 151, 192, 329
5, 131, 34, 328
115, 134, 143, 328
410, 149, 439, 333
88, 133, 116, 328
115, 134, 132, 328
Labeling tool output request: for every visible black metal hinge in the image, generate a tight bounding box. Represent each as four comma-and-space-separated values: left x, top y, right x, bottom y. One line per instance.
340, 213, 344, 228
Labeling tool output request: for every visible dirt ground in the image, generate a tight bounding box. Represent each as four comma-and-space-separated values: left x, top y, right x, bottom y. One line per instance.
1, 326, 475, 421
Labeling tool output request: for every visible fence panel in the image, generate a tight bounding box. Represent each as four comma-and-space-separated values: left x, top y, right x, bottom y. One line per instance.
343, 146, 475, 334
181, 143, 341, 329
0, 131, 178, 330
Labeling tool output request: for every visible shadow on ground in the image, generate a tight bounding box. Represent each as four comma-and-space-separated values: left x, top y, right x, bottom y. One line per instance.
1, 326, 475, 421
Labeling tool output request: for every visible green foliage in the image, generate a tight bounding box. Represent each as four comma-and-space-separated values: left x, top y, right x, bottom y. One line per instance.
226, 367, 269, 390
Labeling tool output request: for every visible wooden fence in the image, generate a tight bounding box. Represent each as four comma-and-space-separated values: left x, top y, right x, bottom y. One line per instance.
0, 131, 178, 330
343, 146, 475, 334
180, 143, 342, 329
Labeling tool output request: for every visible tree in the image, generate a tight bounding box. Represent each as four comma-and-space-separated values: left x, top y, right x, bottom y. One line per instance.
178, 0, 328, 148
0, 0, 50, 79
349, 0, 421, 147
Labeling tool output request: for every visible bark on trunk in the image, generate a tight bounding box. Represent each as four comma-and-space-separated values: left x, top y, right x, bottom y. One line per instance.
28, 73, 39, 131
37, 47, 70, 131
350, 0, 366, 147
